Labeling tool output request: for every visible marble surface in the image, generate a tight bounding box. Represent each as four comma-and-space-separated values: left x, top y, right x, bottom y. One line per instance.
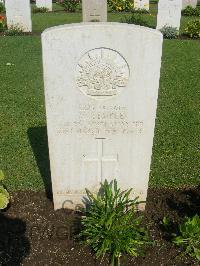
42, 23, 163, 210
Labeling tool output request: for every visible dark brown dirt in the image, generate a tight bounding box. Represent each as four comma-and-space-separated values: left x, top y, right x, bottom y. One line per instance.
0, 187, 199, 266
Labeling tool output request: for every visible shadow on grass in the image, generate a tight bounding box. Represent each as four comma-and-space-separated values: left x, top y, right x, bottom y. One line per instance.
27, 126, 52, 200
0, 213, 30, 265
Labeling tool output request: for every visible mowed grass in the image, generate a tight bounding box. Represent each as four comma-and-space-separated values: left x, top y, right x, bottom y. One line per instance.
0, 37, 199, 191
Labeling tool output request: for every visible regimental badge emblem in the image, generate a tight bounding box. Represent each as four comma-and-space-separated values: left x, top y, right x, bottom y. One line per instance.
76, 48, 130, 100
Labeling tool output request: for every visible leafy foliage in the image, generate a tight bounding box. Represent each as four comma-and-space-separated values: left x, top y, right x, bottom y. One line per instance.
173, 215, 200, 262
81, 179, 150, 265
108, 0, 134, 12
160, 25, 178, 39
32, 7, 49, 13
184, 20, 200, 38
4, 25, 25, 36
0, 15, 6, 32
0, 170, 10, 210
58, 0, 80, 12
121, 13, 150, 27
182, 6, 200, 17
0, 2, 5, 13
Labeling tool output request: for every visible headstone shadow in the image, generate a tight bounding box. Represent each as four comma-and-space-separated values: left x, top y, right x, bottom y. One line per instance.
27, 126, 52, 200
166, 186, 200, 218
0, 213, 30, 265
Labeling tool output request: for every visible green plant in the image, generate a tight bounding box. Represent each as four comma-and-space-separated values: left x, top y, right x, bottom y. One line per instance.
80, 179, 150, 266
182, 6, 196, 16
184, 19, 200, 38
162, 217, 171, 229
0, 2, 5, 13
173, 215, 200, 262
32, 7, 49, 13
196, 6, 200, 16
160, 25, 178, 39
108, 0, 134, 12
182, 6, 200, 16
4, 25, 25, 36
121, 13, 149, 27
0, 15, 6, 32
0, 170, 10, 210
58, 0, 80, 12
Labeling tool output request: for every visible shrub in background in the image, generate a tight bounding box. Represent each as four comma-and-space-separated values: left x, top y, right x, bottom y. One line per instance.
0, 2, 5, 13
184, 20, 200, 38
160, 25, 178, 39
0, 171, 10, 210
108, 0, 134, 12
0, 15, 6, 32
182, 5, 200, 16
58, 0, 80, 12
173, 215, 200, 262
182, 6, 196, 16
33, 7, 49, 13
121, 13, 150, 27
80, 179, 150, 266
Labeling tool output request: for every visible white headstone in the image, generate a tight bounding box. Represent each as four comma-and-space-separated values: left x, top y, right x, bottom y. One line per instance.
42, 23, 163, 210
156, 0, 182, 30
5, 0, 32, 32
182, 0, 197, 9
82, 0, 107, 22
36, 0, 52, 11
134, 0, 149, 10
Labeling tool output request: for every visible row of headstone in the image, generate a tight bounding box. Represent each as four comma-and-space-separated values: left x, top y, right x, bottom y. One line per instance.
83, 0, 198, 30
4, 0, 199, 32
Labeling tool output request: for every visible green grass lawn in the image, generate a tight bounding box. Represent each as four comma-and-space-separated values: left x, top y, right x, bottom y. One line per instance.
0, 4, 199, 192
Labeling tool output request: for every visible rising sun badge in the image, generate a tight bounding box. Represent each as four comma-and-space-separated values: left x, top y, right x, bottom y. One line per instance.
76, 48, 130, 100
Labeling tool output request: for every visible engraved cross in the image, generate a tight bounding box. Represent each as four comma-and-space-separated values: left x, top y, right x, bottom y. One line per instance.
83, 138, 118, 182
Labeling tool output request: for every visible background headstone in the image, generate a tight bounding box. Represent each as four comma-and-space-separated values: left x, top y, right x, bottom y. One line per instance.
182, 0, 197, 9
42, 23, 163, 210
156, 0, 182, 30
134, 0, 149, 10
82, 0, 107, 22
36, 0, 52, 11
5, 0, 32, 32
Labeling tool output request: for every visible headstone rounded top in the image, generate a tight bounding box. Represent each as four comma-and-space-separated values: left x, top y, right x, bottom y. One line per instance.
42, 22, 163, 38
